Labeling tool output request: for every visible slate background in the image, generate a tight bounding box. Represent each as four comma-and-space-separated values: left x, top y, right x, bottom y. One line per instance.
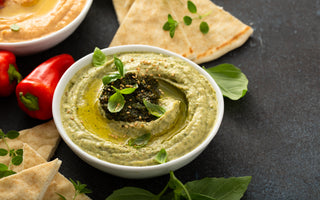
0, 0, 319, 199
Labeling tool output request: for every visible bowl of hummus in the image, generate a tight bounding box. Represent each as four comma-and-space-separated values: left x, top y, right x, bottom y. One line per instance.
0, 0, 92, 55
52, 45, 224, 179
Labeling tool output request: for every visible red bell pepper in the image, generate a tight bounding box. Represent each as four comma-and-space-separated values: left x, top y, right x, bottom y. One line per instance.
16, 54, 74, 120
0, 0, 5, 9
0, 50, 22, 97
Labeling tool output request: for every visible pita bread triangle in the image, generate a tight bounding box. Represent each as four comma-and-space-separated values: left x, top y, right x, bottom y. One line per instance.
111, 0, 253, 64
21, 143, 91, 200
109, 0, 195, 60
169, 0, 253, 64
0, 120, 60, 162
0, 159, 61, 200
112, 0, 135, 24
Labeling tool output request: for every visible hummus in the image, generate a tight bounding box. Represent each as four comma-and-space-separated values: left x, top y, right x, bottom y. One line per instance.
61, 52, 218, 166
0, 0, 86, 42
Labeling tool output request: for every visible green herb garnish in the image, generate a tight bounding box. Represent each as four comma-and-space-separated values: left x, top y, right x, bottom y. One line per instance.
204, 64, 248, 100
200, 21, 209, 34
107, 85, 138, 113
143, 99, 166, 118
10, 24, 20, 32
114, 56, 125, 77
92, 47, 106, 67
128, 133, 151, 149
57, 178, 92, 200
155, 148, 168, 164
99, 53, 126, 85
187, 0, 197, 13
105, 171, 251, 200
0, 129, 23, 178
163, 14, 179, 38
102, 73, 122, 85
163, 0, 211, 37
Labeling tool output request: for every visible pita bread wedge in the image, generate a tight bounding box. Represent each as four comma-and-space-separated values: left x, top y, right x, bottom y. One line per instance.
112, 0, 135, 24
0, 120, 60, 161
109, 0, 195, 59
21, 143, 91, 200
169, 0, 253, 64
0, 159, 61, 200
111, 0, 253, 64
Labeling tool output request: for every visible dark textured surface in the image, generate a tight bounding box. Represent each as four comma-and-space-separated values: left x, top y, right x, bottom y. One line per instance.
0, 0, 319, 199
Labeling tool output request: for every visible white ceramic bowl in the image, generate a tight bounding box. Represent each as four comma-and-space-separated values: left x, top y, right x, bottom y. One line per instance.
0, 0, 93, 56
52, 45, 224, 179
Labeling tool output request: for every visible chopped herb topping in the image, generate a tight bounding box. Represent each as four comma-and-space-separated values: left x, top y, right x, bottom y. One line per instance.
99, 72, 162, 122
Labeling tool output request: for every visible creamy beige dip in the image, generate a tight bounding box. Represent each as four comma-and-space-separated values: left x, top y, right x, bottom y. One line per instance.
61, 52, 218, 166
0, 0, 86, 42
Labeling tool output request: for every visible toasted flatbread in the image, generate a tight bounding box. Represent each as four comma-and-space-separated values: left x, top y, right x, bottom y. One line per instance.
22, 143, 91, 200
111, 0, 253, 64
112, 0, 135, 24
0, 159, 61, 200
0, 120, 60, 161
109, 0, 195, 59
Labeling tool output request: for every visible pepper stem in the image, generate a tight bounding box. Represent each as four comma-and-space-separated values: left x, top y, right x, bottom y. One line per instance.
19, 92, 39, 111
8, 64, 22, 83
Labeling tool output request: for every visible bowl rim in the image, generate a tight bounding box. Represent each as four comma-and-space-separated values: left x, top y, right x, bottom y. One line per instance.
52, 44, 224, 173
0, 0, 93, 46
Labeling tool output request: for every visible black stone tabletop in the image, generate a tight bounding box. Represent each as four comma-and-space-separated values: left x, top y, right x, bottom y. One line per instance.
0, 0, 319, 199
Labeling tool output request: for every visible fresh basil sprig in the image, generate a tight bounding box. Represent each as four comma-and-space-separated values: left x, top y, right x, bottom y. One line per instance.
204, 64, 248, 100
57, 178, 92, 200
162, 14, 179, 38
105, 171, 251, 200
128, 133, 151, 149
143, 99, 166, 118
107, 86, 138, 113
0, 129, 23, 179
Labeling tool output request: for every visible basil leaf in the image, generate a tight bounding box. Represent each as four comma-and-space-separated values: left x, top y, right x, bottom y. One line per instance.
0, 148, 8, 156
0, 163, 8, 171
183, 16, 193, 25
189, 193, 217, 200
11, 155, 23, 166
187, 1, 197, 13
119, 87, 138, 95
6, 130, 19, 139
143, 99, 166, 118
185, 176, 252, 200
204, 64, 248, 100
155, 148, 168, 164
108, 92, 125, 113
200, 21, 209, 34
92, 47, 106, 67
102, 73, 121, 85
128, 133, 151, 148
106, 187, 156, 200
114, 56, 125, 77
169, 171, 191, 200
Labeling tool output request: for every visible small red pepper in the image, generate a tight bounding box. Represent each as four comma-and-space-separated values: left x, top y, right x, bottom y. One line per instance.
0, 50, 22, 97
0, 0, 5, 9
16, 54, 74, 120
